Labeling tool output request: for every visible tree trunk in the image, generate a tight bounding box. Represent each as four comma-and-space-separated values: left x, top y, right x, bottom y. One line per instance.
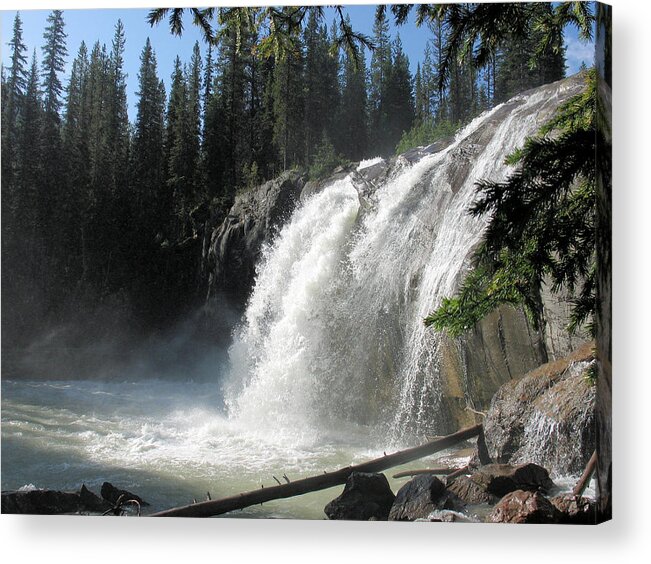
152, 424, 482, 517
572, 450, 597, 497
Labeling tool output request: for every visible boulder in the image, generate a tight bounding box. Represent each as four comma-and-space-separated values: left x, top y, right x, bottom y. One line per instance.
324, 472, 395, 521
78, 484, 112, 513
388, 475, 464, 521
551, 494, 597, 524
482, 342, 596, 475
446, 475, 499, 505
488, 490, 561, 524
100, 482, 149, 507
469, 463, 554, 497
1, 484, 111, 515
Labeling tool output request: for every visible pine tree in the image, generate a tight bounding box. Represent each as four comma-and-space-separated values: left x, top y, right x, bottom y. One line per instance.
495, 4, 566, 103
384, 35, 414, 154
2, 12, 29, 243
107, 19, 130, 194
302, 12, 339, 165
132, 38, 166, 213
2, 12, 29, 195
129, 38, 168, 313
272, 19, 305, 171
337, 42, 368, 161
414, 63, 426, 123
186, 42, 202, 201
86, 42, 112, 200
62, 42, 91, 281
39, 9, 69, 287
369, 9, 392, 155
166, 56, 195, 237
41, 10, 67, 118
16, 51, 43, 233
207, 25, 250, 190
429, 16, 447, 121
447, 55, 476, 124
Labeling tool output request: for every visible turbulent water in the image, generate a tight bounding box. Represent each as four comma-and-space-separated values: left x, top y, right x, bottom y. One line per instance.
2, 78, 587, 517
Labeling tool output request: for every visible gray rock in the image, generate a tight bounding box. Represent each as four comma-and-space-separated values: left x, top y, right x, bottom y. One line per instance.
388, 475, 464, 521
482, 342, 596, 475
324, 472, 395, 521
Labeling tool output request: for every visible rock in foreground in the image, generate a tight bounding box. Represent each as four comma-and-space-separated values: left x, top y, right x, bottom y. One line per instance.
482, 342, 596, 475
324, 472, 395, 521
469, 463, 554, 498
488, 490, 561, 524
2, 485, 110, 515
388, 475, 464, 521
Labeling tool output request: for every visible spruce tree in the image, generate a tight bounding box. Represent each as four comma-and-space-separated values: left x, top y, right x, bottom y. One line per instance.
414, 63, 426, 124
338, 42, 368, 161
369, 9, 392, 155
131, 38, 169, 244
166, 56, 195, 237
129, 38, 167, 313
62, 42, 90, 282
16, 51, 43, 235
302, 12, 339, 165
39, 9, 69, 290
2, 12, 29, 196
41, 10, 67, 118
107, 19, 130, 194
385, 35, 414, 154
185, 42, 202, 206
272, 29, 304, 171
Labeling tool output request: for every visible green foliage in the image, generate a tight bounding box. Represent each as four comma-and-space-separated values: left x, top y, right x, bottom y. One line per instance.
308, 134, 347, 181
336, 32, 368, 161
240, 160, 261, 190
395, 118, 458, 155
426, 70, 597, 337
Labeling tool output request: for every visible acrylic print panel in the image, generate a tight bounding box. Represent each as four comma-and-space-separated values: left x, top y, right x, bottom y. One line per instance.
1, 1, 611, 523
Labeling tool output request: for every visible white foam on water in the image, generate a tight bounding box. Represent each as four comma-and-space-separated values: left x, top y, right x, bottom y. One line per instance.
356, 156, 384, 171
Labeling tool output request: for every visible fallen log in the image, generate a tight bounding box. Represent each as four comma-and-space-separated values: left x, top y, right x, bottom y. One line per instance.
152, 424, 482, 517
572, 450, 597, 497
392, 467, 455, 479
444, 465, 470, 483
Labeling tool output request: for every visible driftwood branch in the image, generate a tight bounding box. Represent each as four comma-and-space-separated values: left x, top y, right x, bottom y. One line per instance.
572, 450, 597, 497
152, 424, 482, 517
444, 465, 470, 483
392, 467, 455, 479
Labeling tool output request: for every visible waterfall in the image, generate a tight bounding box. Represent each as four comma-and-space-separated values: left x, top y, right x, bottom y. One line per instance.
223, 79, 583, 446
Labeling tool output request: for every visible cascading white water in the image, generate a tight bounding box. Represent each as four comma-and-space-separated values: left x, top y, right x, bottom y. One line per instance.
225, 80, 581, 446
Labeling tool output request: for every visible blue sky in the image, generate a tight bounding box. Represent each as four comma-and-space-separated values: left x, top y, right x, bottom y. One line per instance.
1, 2, 595, 122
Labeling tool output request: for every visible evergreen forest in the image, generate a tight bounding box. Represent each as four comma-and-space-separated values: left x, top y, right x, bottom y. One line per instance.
1, 6, 568, 349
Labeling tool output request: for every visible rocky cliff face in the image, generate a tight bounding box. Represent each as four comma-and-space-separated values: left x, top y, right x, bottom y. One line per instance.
202, 171, 305, 305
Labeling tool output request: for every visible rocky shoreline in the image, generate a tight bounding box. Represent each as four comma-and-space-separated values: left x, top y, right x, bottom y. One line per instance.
324, 464, 596, 524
